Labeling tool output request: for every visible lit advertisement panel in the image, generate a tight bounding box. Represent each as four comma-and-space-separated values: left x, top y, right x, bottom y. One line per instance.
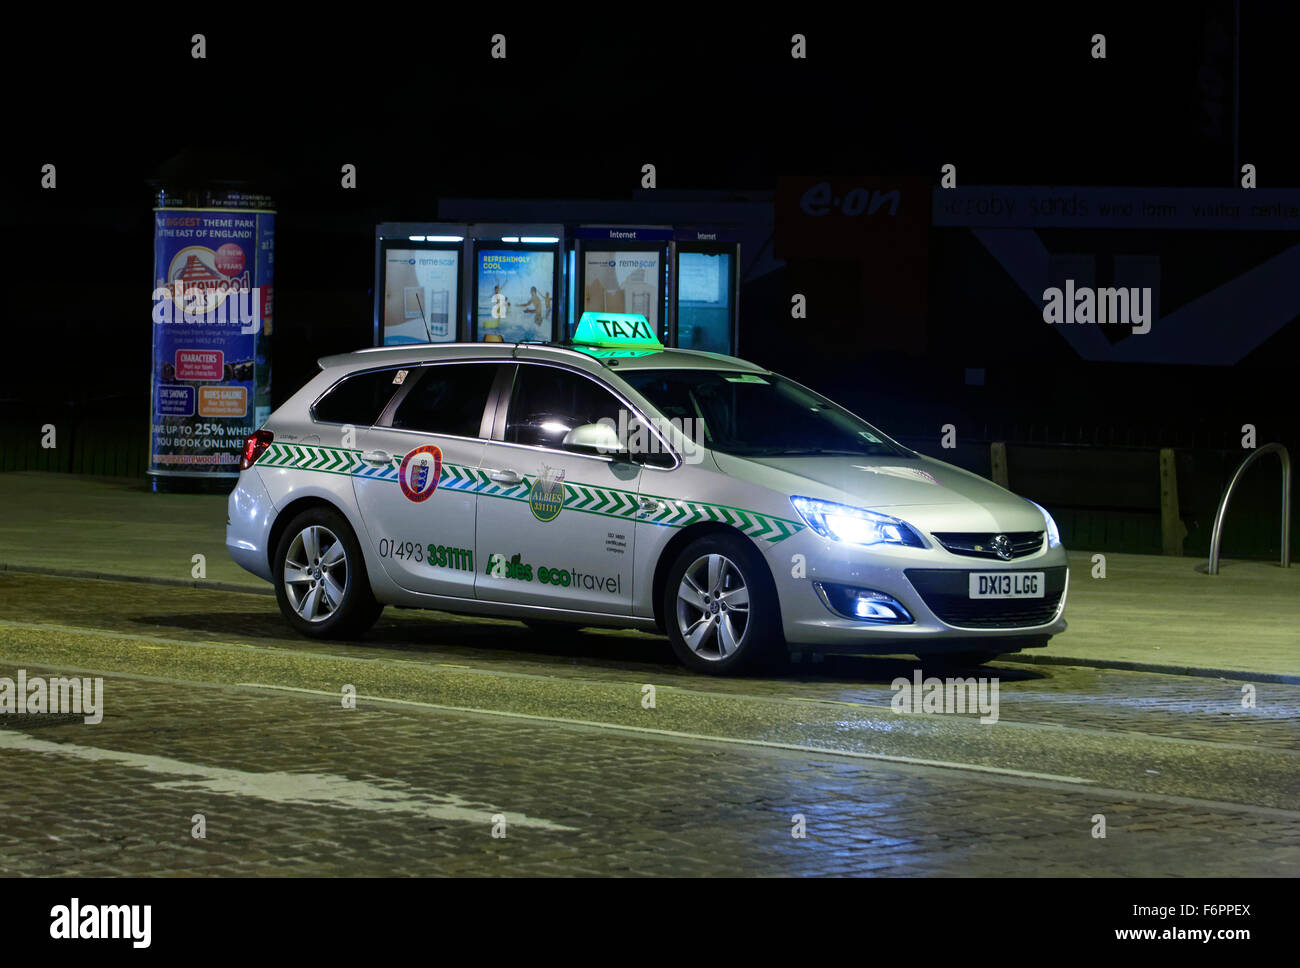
583, 250, 661, 334
149, 204, 274, 479
677, 250, 733, 354
476, 248, 555, 341
382, 248, 459, 344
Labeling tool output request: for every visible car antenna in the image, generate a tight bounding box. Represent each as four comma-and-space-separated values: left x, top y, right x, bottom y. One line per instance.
415, 290, 433, 343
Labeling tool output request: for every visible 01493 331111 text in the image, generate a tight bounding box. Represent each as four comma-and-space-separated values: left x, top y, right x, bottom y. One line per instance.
375, 538, 473, 571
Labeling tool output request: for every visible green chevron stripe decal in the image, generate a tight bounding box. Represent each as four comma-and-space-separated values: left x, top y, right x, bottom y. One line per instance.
256, 443, 805, 543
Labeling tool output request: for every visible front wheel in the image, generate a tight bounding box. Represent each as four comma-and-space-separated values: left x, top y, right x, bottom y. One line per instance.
273, 507, 383, 639
662, 533, 784, 675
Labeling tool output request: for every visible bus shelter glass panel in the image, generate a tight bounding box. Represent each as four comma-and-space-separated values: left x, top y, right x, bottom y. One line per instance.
475, 247, 556, 342
583, 249, 663, 337
381, 247, 460, 344
677, 250, 732, 354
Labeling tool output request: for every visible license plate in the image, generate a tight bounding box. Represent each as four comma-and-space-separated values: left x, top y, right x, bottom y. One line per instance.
968, 572, 1044, 599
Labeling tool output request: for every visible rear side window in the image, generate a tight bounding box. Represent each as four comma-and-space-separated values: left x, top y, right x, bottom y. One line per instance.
311, 367, 405, 426
389, 363, 503, 438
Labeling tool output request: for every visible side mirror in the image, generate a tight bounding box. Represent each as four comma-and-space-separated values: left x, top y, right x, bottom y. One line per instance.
562, 422, 626, 456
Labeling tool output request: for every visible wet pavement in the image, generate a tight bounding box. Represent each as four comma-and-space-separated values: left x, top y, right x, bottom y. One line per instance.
1, 572, 1296, 876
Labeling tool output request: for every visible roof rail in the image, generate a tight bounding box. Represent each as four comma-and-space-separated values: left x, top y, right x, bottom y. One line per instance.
512, 337, 590, 356
513, 341, 601, 362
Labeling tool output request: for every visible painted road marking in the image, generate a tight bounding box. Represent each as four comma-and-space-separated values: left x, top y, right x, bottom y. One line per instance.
0, 730, 575, 831
237, 682, 1097, 785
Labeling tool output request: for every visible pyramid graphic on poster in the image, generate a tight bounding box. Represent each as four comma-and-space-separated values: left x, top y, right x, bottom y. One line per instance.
176, 254, 224, 286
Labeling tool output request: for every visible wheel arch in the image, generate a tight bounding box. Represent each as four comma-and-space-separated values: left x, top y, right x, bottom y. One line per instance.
266, 495, 353, 574
650, 522, 779, 632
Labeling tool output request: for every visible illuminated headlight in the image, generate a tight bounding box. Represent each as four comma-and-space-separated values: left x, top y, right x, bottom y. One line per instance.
790, 496, 923, 548
1026, 499, 1061, 548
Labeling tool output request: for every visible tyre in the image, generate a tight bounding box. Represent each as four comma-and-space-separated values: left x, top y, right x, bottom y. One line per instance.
272, 507, 383, 639
662, 532, 784, 675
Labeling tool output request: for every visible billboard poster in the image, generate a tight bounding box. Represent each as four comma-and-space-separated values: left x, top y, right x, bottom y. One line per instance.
382, 248, 459, 344
583, 250, 661, 333
150, 207, 274, 478
476, 248, 554, 342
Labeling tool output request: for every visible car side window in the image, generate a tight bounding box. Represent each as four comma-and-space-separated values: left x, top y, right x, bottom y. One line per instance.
503, 365, 625, 450
389, 363, 502, 438
311, 367, 406, 426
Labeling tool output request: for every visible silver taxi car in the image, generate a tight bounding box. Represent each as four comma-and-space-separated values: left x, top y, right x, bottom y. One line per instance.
227, 313, 1067, 674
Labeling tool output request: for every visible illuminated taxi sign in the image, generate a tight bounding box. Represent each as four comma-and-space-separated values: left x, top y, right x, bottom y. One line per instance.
574, 346, 662, 359
573, 312, 663, 349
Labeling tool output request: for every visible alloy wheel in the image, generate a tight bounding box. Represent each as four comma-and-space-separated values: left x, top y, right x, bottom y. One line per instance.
675, 553, 751, 660
283, 525, 348, 622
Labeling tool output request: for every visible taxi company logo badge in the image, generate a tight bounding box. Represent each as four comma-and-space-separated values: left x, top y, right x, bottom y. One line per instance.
530, 465, 566, 522
398, 445, 442, 502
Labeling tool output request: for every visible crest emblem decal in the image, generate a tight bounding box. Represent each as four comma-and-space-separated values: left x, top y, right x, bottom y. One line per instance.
529, 464, 566, 522
398, 445, 442, 502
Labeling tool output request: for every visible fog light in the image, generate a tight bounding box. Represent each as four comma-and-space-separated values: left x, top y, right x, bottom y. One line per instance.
813, 582, 913, 624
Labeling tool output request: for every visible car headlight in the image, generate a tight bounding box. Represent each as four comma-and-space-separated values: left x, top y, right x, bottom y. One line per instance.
790, 496, 924, 548
1026, 499, 1061, 548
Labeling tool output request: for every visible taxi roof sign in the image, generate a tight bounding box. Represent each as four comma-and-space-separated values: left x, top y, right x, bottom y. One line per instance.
573, 312, 663, 349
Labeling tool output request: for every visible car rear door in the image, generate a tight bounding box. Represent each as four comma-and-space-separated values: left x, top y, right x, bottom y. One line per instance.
351, 361, 508, 598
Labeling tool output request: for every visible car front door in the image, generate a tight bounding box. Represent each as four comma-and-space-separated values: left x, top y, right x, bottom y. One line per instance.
474, 361, 643, 614
352, 361, 507, 598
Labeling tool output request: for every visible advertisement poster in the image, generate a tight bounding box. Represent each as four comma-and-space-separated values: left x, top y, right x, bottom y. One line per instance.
583, 250, 660, 332
382, 248, 459, 344
476, 249, 554, 342
150, 207, 274, 478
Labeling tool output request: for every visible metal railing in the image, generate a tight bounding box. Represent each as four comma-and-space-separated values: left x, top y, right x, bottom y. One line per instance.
1208, 443, 1291, 575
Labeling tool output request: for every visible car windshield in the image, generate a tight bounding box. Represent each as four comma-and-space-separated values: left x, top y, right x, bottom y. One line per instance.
618, 369, 913, 458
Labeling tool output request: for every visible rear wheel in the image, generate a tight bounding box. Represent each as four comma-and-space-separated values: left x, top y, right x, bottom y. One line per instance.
273, 507, 382, 639
662, 533, 784, 675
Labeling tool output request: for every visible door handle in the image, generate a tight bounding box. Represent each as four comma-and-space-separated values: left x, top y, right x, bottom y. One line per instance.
486, 468, 522, 485
638, 497, 662, 513
361, 449, 392, 466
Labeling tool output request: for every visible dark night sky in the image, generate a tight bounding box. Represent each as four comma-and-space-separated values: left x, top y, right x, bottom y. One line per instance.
15, 6, 1298, 204
3, 3, 1297, 448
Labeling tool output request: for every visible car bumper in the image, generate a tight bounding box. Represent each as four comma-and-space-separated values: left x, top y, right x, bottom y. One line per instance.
769, 531, 1069, 652
226, 470, 277, 583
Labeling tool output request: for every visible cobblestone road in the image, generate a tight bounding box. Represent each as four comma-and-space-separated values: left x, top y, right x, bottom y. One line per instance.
0, 573, 1297, 876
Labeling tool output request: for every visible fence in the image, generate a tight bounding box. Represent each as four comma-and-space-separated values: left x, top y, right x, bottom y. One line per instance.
1, 401, 1293, 561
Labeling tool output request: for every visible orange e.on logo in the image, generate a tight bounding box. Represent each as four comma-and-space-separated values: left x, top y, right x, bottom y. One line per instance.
198, 386, 247, 418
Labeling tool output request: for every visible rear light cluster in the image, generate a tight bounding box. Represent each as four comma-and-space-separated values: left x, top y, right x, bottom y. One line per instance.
240, 430, 274, 470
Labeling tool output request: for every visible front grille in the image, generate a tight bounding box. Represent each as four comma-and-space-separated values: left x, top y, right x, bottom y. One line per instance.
931, 530, 1044, 560
905, 566, 1067, 629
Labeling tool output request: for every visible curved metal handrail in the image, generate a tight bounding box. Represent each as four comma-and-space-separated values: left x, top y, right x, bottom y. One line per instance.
1207, 443, 1291, 575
